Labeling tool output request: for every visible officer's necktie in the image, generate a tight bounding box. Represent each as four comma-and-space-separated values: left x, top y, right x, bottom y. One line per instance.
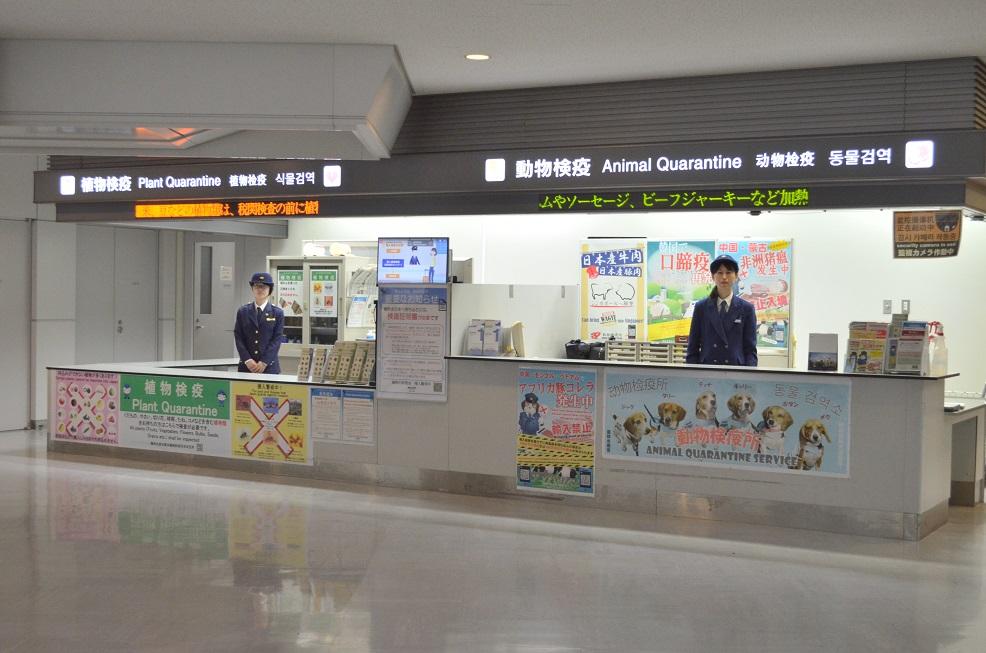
257, 306, 263, 324
719, 299, 728, 326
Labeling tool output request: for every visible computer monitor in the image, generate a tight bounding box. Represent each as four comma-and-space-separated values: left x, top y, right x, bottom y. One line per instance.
377, 237, 450, 284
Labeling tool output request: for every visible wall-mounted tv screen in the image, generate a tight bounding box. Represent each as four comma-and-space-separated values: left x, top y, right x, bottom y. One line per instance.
377, 237, 450, 284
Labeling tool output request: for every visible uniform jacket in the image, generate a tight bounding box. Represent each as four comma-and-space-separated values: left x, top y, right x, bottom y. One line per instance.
685, 293, 758, 366
234, 302, 285, 374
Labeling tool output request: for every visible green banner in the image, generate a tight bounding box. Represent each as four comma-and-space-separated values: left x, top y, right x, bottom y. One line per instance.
121, 375, 230, 419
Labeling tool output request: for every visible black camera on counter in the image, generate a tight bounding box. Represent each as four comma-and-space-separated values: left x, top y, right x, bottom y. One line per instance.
565, 339, 607, 360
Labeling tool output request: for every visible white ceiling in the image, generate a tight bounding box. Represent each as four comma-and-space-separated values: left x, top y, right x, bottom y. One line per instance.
1, 0, 984, 95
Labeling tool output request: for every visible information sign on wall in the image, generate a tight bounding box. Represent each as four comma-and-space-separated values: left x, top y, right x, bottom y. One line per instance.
309, 269, 338, 318
376, 285, 449, 401
893, 210, 962, 258
276, 270, 305, 317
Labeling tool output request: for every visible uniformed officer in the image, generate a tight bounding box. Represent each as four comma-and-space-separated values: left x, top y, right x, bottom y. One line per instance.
685, 254, 758, 367
234, 272, 285, 374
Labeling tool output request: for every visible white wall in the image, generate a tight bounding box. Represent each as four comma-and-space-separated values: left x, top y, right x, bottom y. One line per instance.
0, 154, 39, 430
275, 210, 986, 393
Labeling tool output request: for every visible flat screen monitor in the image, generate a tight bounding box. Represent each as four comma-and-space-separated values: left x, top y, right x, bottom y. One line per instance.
377, 237, 450, 284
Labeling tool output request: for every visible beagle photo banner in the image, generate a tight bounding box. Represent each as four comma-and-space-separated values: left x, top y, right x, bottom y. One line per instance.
603, 370, 850, 476
517, 366, 596, 495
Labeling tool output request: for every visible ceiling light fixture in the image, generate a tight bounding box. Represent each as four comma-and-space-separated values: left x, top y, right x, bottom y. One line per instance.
465, 53, 491, 61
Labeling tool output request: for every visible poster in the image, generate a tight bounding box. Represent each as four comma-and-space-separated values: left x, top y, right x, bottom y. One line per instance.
118, 374, 231, 457
604, 370, 850, 476
894, 210, 962, 258
516, 367, 595, 495
310, 269, 338, 318
276, 269, 305, 317
376, 285, 448, 401
231, 381, 311, 464
52, 370, 120, 444
579, 240, 646, 341
342, 389, 375, 445
310, 387, 343, 441
646, 240, 716, 341
718, 239, 793, 348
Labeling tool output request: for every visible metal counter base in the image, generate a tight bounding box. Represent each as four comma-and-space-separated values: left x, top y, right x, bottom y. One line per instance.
48, 438, 947, 541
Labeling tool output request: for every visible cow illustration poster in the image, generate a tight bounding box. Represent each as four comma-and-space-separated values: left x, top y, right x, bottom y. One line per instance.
579, 240, 646, 341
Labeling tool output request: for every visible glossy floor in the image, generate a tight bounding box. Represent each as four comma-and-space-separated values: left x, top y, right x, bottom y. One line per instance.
1, 430, 985, 653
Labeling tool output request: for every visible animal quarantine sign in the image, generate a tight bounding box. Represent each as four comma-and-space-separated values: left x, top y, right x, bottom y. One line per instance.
604, 370, 850, 476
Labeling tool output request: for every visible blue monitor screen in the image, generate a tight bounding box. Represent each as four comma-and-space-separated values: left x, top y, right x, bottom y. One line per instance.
377, 237, 450, 284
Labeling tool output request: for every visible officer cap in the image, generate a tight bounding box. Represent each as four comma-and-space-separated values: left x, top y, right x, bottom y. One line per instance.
709, 254, 739, 274
523, 392, 539, 404
249, 272, 274, 287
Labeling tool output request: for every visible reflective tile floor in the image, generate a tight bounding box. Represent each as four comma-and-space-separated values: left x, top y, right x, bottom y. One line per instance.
2, 430, 986, 653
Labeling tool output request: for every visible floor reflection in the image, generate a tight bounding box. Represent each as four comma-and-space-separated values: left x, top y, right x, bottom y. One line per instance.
2, 429, 986, 652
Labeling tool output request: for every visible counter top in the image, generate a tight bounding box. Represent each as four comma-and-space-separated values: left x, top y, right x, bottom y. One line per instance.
447, 355, 959, 381
47, 361, 373, 389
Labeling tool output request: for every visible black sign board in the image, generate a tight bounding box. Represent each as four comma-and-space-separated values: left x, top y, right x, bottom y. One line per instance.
35, 130, 986, 207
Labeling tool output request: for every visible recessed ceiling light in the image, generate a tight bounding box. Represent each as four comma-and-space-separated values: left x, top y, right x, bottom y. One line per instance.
465, 53, 491, 61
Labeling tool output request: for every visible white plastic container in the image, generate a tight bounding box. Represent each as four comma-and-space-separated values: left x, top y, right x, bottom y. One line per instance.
929, 322, 948, 376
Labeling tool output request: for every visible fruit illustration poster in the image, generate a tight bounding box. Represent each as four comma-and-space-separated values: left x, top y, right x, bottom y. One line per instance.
51, 370, 120, 444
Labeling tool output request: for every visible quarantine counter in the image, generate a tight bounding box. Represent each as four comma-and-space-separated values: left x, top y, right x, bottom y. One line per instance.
47, 357, 954, 540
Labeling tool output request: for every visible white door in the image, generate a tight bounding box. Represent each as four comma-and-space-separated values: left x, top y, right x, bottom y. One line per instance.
193, 242, 237, 359
0, 219, 30, 431
76, 225, 116, 363
114, 228, 159, 361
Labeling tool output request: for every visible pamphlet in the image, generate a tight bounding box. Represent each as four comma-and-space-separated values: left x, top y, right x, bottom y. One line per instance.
296, 346, 313, 381
310, 346, 329, 383
807, 333, 838, 371
890, 321, 928, 375
346, 294, 372, 328
349, 341, 369, 383
466, 321, 484, 356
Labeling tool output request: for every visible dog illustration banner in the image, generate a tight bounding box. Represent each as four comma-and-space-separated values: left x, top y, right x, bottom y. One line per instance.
516, 366, 595, 495
604, 370, 850, 476
716, 239, 792, 349
579, 240, 646, 341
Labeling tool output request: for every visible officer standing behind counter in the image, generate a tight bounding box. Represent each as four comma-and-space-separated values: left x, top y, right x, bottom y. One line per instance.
685, 254, 758, 367
234, 272, 285, 374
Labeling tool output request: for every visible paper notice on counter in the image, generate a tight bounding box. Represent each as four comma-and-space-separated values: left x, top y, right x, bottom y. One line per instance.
310, 387, 342, 441
342, 389, 375, 445
347, 294, 371, 327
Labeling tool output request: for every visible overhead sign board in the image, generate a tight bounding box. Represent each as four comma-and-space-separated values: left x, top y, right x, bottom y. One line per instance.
35, 130, 986, 205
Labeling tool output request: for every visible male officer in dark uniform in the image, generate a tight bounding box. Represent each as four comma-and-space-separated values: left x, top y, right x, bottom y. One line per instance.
685, 254, 758, 367
234, 272, 285, 374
